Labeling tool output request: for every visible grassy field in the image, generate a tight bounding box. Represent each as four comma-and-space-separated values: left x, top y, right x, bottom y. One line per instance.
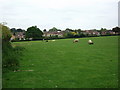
3, 36, 118, 88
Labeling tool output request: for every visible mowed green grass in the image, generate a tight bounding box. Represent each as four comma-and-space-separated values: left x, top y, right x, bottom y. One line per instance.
3, 36, 118, 88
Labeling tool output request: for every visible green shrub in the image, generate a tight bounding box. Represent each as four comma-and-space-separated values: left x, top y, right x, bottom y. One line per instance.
2, 25, 11, 42
3, 43, 15, 72
2, 43, 25, 73
2, 24, 24, 73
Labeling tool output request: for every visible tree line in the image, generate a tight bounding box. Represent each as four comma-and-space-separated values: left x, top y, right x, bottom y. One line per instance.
10, 26, 120, 41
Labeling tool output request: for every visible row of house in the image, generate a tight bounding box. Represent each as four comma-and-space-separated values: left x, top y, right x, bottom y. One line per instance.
10, 30, 116, 41
82, 30, 100, 36
43, 31, 64, 37
10, 32, 26, 41
82, 30, 115, 36
43, 30, 116, 37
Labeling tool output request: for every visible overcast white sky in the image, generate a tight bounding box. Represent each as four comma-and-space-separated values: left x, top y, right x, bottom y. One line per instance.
0, 0, 119, 30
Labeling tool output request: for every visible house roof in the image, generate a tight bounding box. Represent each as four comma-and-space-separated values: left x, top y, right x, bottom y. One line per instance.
44, 31, 64, 35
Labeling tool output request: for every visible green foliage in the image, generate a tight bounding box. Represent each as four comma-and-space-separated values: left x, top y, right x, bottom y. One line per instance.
2, 44, 19, 72
17, 28, 25, 32
10, 28, 17, 33
100, 28, 107, 31
65, 32, 74, 38
43, 29, 47, 32
65, 28, 74, 32
112, 27, 120, 34
26, 26, 43, 39
51, 35, 58, 39
64, 29, 84, 38
49, 27, 58, 31
2, 24, 24, 73
2, 42, 24, 73
2, 25, 11, 42
76, 29, 82, 34
64, 31, 83, 38
10, 28, 25, 33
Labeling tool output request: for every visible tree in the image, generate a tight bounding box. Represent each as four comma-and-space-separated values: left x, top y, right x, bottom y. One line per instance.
64, 32, 76, 38
10, 28, 17, 33
10, 28, 25, 33
99, 28, 107, 34
17, 28, 25, 32
57, 29, 61, 31
26, 26, 43, 39
43, 29, 47, 32
1, 24, 11, 42
77, 29, 82, 33
112, 27, 120, 34
100, 28, 107, 31
1, 24, 22, 72
49, 27, 58, 32
74, 29, 82, 35
65, 28, 74, 32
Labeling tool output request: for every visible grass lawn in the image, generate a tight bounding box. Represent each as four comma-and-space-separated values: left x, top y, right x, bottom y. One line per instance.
3, 36, 118, 88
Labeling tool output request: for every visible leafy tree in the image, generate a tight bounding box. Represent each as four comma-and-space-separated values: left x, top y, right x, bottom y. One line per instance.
17, 28, 25, 32
1, 24, 11, 42
112, 27, 120, 34
65, 28, 74, 32
1, 24, 21, 72
26, 26, 43, 39
99, 28, 107, 34
49, 27, 58, 31
57, 29, 61, 31
77, 29, 82, 33
71, 32, 77, 36
74, 29, 82, 35
66, 32, 73, 38
43, 29, 47, 32
100, 28, 107, 31
10, 28, 17, 33
79, 33, 86, 37
11, 28, 25, 32
64, 32, 76, 38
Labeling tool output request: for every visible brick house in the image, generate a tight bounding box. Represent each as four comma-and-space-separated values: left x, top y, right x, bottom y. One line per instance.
101, 30, 115, 35
10, 32, 25, 40
84, 30, 100, 36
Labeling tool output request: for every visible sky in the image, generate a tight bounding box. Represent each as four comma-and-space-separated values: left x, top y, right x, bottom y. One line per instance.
0, 0, 119, 30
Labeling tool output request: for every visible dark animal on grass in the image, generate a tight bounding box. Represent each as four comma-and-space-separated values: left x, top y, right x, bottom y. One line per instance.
46, 40, 48, 42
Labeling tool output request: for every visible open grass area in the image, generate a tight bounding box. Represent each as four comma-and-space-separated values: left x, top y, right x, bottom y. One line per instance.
3, 36, 118, 88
